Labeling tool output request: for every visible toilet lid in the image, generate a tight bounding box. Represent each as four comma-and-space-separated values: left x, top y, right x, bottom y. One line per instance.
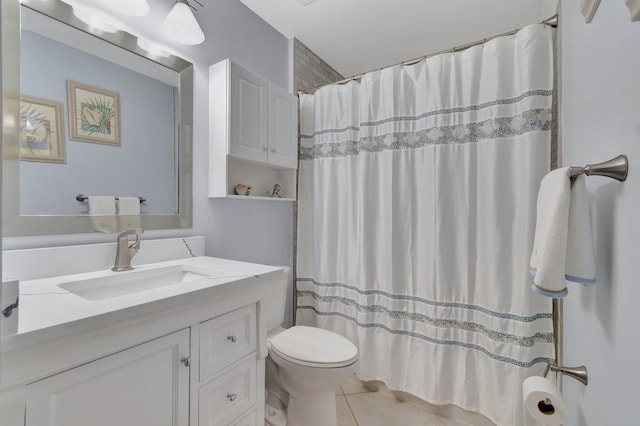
269, 326, 358, 367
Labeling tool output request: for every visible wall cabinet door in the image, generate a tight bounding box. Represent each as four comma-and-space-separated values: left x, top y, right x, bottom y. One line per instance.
25, 329, 190, 426
268, 83, 298, 169
229, 64, 269, 163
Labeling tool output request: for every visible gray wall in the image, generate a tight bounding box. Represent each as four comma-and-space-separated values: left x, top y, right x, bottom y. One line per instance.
561, 2, 640, 425
20, 31, 176, 215
4, 0, 293, 322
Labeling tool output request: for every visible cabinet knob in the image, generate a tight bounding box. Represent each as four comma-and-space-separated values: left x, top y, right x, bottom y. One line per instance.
270, 148, 276, 153
227, 392, 237, 402
180, 356, 191, 367
227, 335, 237, 343
262, 146, 268, 151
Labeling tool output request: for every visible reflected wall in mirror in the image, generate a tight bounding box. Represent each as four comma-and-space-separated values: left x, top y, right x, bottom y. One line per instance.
2, 0, 193, 237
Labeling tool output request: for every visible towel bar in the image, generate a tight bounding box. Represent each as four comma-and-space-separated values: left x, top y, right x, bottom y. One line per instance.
568, 154, 628, 181
76, 194, 146, 203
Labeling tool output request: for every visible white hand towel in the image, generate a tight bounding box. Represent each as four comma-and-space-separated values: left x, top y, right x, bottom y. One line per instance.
529, 168, 596, 298
117, 196, 141, 230
118, 197, 141, 215
565, 176, 596, 284
88, 195, 116, 233
88, 195, 116, 215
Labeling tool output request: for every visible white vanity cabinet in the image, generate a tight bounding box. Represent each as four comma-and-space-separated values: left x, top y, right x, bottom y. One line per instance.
0, 265, 285, 426
209, 59, 298, 200
25, 329, 190, 426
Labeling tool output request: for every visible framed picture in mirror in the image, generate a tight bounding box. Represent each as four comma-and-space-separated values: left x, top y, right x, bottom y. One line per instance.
67, 80, 121, 146
19, 95, 67, 163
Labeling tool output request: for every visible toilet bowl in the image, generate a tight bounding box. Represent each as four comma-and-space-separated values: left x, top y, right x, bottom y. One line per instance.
263, 271, 359, 426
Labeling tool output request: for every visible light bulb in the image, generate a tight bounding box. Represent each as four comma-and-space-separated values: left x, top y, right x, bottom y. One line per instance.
137, 38, 171, 58
163, 0, 205, 46
72, 5, 123, 33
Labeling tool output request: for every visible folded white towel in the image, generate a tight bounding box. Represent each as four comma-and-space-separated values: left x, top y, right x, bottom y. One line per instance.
530, 168, 596, 298
88, 195, 116, 233
565, 176, 596, 285
118, 197, 141, 215
117, 196, 141, 230
88, 195, 116, 215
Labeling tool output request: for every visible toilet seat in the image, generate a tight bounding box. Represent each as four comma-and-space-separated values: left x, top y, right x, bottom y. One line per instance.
268, 326, 358, 368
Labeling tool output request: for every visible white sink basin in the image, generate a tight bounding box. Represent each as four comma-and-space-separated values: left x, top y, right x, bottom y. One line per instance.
59, 264, 221, 301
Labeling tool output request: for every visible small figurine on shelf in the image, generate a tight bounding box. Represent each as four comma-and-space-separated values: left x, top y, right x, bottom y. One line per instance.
270, 184, 282, 198
234, 184, 253, 196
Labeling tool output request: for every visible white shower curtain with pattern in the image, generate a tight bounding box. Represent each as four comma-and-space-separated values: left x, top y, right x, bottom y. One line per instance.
296, 24, 555, 426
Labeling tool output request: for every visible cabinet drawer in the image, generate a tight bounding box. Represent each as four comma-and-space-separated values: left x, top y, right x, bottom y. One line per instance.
199, 356, 257, 426
200, 304, 256, 381
230, 409, 256, 426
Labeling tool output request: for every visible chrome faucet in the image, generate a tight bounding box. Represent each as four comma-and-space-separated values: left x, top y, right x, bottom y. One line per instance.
112, 229, 143, 272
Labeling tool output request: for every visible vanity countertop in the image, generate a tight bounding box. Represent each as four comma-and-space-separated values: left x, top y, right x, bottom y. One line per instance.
2, 256, 284, 352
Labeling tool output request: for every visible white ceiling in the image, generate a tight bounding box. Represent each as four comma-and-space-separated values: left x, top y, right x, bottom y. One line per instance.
237, 0, 558, 77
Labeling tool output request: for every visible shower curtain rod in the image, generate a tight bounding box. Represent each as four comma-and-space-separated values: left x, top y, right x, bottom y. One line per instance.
299, 14, 558, 95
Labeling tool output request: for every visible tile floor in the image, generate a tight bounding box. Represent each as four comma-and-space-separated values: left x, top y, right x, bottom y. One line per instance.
335, 376, 471, 426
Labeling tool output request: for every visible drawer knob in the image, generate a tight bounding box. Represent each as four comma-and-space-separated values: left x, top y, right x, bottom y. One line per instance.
227, 335, 237, 343
227, 393, 237, 402
180, 356, 191, 367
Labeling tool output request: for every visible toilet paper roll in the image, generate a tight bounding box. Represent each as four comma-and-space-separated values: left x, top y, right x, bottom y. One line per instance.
522, 376, 567, 425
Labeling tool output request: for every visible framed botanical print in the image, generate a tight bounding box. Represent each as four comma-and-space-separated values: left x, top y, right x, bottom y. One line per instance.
67, 80, 121, 146
20, 95, 67, 163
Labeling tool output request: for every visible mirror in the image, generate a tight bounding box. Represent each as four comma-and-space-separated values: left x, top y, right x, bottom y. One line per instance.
2, 0, 193, 237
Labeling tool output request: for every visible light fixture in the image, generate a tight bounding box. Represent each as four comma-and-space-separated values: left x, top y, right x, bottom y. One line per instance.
99, 0, 150, 17
163, 0, 205, 46
626, 0, 640, 21
137, 38, 171, 58
72, 5, 124, 33
580, 0, 601, 23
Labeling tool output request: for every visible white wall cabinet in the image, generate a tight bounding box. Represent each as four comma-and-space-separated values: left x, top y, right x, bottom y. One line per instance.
25, 329, 190, 426
210, 59, 298, 200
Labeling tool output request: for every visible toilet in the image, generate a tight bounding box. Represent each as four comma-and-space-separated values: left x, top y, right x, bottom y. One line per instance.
264, 270, 359, 426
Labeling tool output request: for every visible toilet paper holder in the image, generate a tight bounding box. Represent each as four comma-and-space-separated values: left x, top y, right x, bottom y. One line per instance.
545, 362, 589, 386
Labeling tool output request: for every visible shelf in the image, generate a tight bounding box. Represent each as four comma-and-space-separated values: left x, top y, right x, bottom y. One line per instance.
225, 195, 295, 202
210, 157, 297, 200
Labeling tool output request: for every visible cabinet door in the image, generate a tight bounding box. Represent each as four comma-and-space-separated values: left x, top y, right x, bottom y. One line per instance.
268, 83, 298, 169
229, 64, 268, 163
25, 329, 190, 426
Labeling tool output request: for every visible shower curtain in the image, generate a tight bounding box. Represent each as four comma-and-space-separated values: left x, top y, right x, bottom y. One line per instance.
296, 24, 555, 425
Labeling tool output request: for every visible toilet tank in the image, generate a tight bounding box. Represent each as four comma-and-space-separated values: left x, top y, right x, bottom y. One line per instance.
264, 267, 290, 332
